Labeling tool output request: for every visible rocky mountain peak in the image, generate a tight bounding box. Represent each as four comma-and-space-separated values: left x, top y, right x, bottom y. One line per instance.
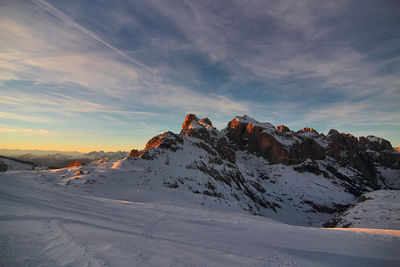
180, 114, 217, 143
181, 114, 213, 133
327, 129, 340, 137
298, 127, 319, 135
359, 136, 393, 151
181, 114, 199, 134
145, 131, 183, 151
275, 125, 291, 132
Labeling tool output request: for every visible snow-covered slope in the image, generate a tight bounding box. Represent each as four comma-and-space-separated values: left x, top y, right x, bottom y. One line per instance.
324, 190, 400, 229
1, 171, 400, 266
0, 156, 35, 171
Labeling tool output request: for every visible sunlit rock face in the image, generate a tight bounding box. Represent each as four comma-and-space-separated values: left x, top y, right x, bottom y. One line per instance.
129, 149, 143, 158
226, 116, 287, 163
297, 127, 319, 135
145, 131, 183, 151
225, 116, 325, 164
68, 160, 86, 168
180, 113, 199, 135
180, 113, 216, 143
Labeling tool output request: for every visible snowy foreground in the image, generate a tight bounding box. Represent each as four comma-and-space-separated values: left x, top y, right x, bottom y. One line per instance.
1, 170, 400, 267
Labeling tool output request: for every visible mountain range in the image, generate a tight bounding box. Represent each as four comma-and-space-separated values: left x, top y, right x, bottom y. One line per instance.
8, 113, 396, 226
1, 114, 400, 265
123, 114, 400, 225
0, 150, 128, 169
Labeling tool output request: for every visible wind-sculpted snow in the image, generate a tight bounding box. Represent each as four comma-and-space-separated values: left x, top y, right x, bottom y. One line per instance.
1, 172, 400, 266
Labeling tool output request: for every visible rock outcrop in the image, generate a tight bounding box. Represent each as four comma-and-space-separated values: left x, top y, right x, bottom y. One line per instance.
275, 125, 291, 132
297, 127, 319, 135
68, 160, 86, 168
225, 116, 325, 164
145, 131, 183, 151
129, 149, 143, 158
222, 115, 400, 189
359, 136, 393, 151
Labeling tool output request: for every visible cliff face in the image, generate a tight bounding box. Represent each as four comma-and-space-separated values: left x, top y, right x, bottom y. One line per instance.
226, 116, 329, 164
223, 115, 399, 189
132, 115, 399, 179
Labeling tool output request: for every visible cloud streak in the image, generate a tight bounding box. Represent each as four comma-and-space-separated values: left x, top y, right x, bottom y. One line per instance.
0, 112, 51, 123
35, 0, 152, 71
0, 127, 56, 136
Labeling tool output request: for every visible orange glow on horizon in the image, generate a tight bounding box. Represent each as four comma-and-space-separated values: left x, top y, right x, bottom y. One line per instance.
0, 143, 144, 153
325, 227, 400, 237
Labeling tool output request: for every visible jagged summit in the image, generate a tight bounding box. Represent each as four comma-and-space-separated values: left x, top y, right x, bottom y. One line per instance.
275, 125, 291, 132
231, 115, 275, 130
180, 114, 214, 136
132, 114, 398, 166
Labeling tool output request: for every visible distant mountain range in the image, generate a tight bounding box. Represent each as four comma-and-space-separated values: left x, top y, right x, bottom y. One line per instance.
0, 149, 84, 157
0, 150, 128, 169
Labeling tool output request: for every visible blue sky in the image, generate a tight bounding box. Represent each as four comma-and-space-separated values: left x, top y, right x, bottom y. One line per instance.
1, 0, 399, 151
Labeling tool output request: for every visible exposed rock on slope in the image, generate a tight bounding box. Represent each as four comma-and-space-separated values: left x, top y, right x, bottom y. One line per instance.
68, 160, 86, 168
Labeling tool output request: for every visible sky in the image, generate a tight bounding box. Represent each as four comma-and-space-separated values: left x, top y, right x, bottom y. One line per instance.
0, 0, 400, 152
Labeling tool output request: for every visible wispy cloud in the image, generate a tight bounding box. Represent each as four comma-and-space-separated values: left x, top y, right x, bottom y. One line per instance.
0, 0, 248, 118
35, 0, 152, 71
0, 112, 51, 123
0, 127, 56, 136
